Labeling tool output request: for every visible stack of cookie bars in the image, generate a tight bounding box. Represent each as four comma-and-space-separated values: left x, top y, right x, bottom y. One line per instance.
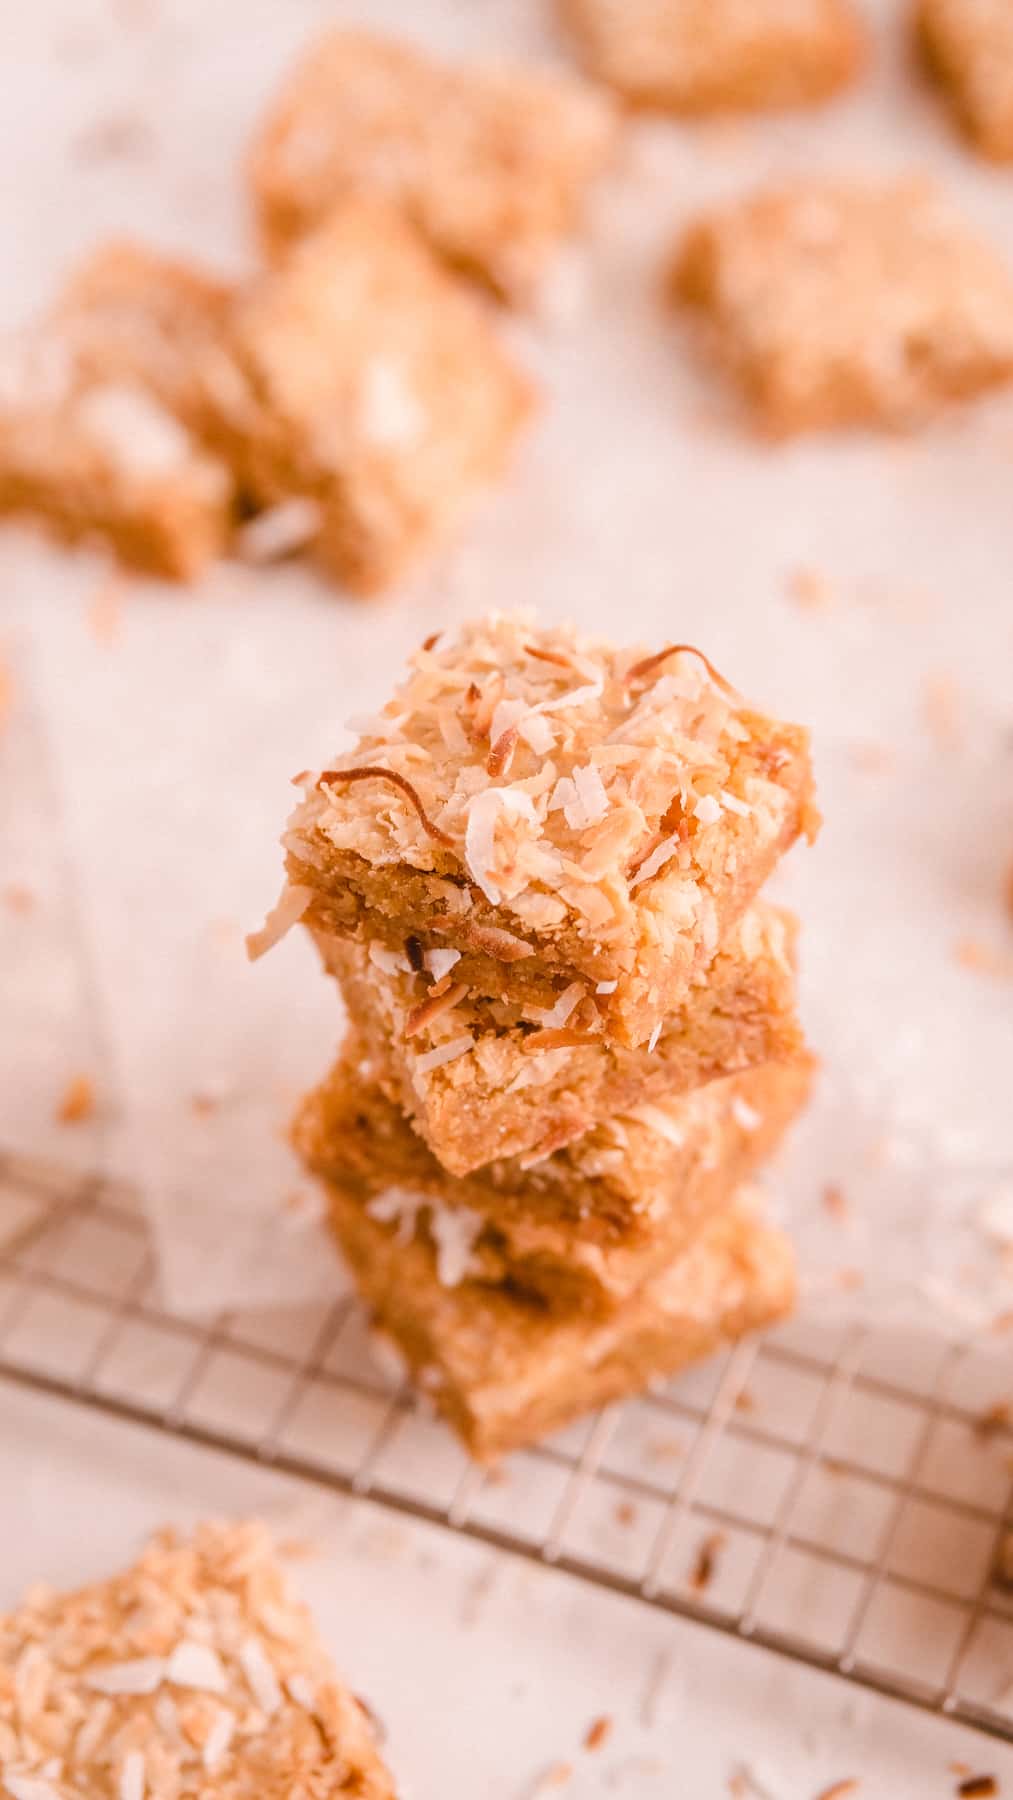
265, 612, 819, 1462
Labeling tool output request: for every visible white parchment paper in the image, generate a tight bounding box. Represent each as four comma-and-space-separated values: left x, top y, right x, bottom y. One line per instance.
1, 0, 1011, 1322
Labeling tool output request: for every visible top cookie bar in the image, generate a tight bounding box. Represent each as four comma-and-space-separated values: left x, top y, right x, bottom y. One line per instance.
272, 613, 817, 1047
0, 1519, 396, 1798
249, 28, 619, 305
560, 0, 867, 115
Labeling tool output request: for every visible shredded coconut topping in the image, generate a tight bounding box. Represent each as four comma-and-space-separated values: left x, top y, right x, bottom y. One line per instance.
423, 946, 461, 980
429, 1203, 483, 1286
246, 884, 314, 962
414, 1033, 474, 1074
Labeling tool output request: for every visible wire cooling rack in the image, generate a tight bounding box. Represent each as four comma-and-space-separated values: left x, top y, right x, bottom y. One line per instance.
2, 1150, 1013, 1746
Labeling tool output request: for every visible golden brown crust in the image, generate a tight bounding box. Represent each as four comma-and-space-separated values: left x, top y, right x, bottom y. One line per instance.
324, 1182, 796, 1460
915, 0, 1013, 160
295, 1043, 812, 1314
248, 27, 619, 303
672, 177, 1013, 434
0, 1521, 397, 1798
559, 0, 867, 114
312, 901, 804, 1175
201, 200, 535, 594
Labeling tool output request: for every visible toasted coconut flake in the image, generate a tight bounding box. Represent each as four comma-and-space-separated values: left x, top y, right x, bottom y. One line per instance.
518, 711, 555, 754
415, 1034, 474, 1074
464, 787, 538, 903
524, 642, 573, 668
626, 643, 739, 700
245, 883, 314, 961
429, 1203, 483, 1286
629, 834, 681, 890
596, 979, 618, 994
436, 919, 536, 961
166, 1639, 227, 1694
732, 1097, 762, 1132
719, 788, 751, 816
317, 765, 453, 847
405, 982, 470, 1037
85, 1657, 165, 1695
487, 724, 519, 778
625, 1102, 684, 1144
527, 982, 586, 1029
521, 1027, 600, 1053
423, 947, 461, 980
202, 1708, 235, 1772
693, 793, 722, 825
119, 1751, 145, 1800
647, 1022, 662, 1053
238, 1636, 281, 1717
5, 1779, 61, 1800
238, 497, 321, 563
369, 941, 412, 976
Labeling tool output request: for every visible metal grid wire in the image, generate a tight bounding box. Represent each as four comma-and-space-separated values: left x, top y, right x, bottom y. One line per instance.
3, 1152, 1013, 1746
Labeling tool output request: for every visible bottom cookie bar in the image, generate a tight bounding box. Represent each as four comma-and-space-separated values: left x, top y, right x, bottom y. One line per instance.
0, 1519, 397, 1797
296, 1045, 811, 1315
325, 1183, 795, 1461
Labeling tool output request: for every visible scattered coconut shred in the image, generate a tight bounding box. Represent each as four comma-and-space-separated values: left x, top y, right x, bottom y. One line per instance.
276, 614, 781, 974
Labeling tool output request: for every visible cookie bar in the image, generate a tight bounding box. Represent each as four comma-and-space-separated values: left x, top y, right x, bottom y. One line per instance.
0, 1519, 397, 1798
313, 900, 803, 1174
202, 200, 535, 593
672, 177, 1013, 434
54, 239, 235, 434
916, 0, 1013, 161
325, 1181, 795, 1459
560, 0, 866, 114
296, 1044, 812, 1316
0, 242, 236, 579
273, 613, 817, 1045
248, 27, 619, 304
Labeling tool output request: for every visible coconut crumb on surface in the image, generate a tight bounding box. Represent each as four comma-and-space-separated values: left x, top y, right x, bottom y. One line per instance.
613, 1500, 638, 1528
973, 1400, 1011, 1440
3, 883, 35, 914
0, 1519, 396, 1799
954, 937, 1013, 979
688, 1530, 726, 1591
56, 1072, 96, 1124
583, 1714, 612, 1752
956, 1778, 999, 1798
822, 1182, 849, 1220
787, 565, 834, 610
528, 1763, 573, 1797
814, 1782, 860, 1800
921, 671, 963, 748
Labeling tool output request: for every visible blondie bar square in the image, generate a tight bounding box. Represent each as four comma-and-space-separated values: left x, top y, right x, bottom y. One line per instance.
202, 200, 535, 593
0, 242, 236, 579
297, 1044, 811, 1316
313, 901, 803, 1174
560, 0, 866, 114
249, 28, 619, 304
672, 177, 1013, 433
325, 1182, 795, 1459
917, 0, 1013, 161
0, 1520, 396, 1797
273, 614, 816, 1045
